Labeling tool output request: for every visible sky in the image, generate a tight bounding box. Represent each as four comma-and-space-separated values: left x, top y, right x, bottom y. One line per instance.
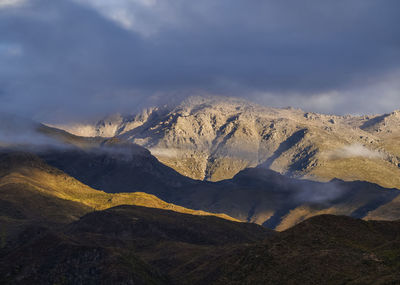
0, 0, 400, 123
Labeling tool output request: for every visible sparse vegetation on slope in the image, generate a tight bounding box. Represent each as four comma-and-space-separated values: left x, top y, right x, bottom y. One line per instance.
2, 206, 400, 285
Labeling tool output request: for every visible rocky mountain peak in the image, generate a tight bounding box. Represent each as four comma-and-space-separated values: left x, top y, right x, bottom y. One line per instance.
53, 96, 400, 187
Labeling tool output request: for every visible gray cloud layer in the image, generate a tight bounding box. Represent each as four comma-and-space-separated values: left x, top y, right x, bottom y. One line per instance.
1, 0, 400, 122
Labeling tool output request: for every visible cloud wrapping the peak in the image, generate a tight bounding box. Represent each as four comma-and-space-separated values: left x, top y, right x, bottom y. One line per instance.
0, 0, 400, 122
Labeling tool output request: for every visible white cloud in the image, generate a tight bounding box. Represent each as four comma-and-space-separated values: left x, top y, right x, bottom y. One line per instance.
0, 0, 26, 9
330, 144, 384, 159
149, 147, 180, 158
108, 9, 135, 30
253, 69, 400, 115
72, 0, 172, 36
253, 91, 346, 115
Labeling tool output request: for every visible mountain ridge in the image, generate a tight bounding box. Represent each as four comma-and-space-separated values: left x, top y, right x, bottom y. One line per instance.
53, 96, 400, 190
0, 150, 239, 231
3, 112, 400, 231
35, 144, 400, 230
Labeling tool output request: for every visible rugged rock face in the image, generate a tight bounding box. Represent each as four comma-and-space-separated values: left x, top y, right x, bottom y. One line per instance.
57, 96, 400, 189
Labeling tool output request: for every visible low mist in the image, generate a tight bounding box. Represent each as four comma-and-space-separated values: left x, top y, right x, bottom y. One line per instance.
329, 144, 384, 159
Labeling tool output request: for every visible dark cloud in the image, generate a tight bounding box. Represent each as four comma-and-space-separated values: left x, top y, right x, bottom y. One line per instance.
0, 0, 400, 122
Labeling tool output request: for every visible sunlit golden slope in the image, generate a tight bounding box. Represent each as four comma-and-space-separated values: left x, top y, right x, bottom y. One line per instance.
0, 152, 238, 223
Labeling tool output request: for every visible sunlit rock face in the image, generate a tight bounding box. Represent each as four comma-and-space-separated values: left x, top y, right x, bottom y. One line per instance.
56, 96, 400, 188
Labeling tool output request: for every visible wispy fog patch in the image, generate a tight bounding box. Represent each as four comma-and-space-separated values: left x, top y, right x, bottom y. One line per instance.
149, 147, 180, 159
0, 114, 147, 159
0, 114, 77, 151
293, 181, 347, 205
148, 144, 260, 162
0, 130, 59, 150
47, 123, 99, 138
329, 144, 384, 159
0, 127, 68, 151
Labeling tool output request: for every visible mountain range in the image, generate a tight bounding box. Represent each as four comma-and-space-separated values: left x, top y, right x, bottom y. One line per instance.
2, 96, 400, 283
57, 96, 400, 190
3, 97, 400, 229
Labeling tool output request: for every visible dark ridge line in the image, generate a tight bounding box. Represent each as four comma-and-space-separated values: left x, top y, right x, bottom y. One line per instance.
350, 191, 400, 219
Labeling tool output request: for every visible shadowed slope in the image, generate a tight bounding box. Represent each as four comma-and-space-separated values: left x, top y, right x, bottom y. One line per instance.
41, 144, 195, 197
184, 215, 400, 285
2, 208, 400, 284
0, 150, 238, 229
38, 144, 400, 230
69, 205, 271, 246
0, 205, 272, 284
0, 229, 170, 285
